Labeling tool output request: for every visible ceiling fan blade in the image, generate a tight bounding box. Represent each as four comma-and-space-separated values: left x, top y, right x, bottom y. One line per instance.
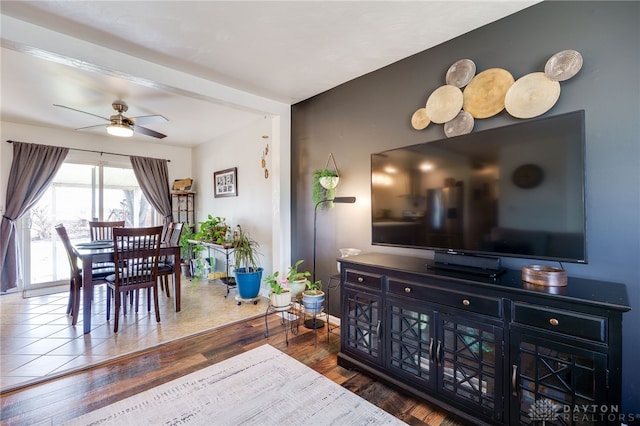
131, 114, 168, 125
75, 124, 107, 131
133, 124, 166, 139
53, 104, 110, 121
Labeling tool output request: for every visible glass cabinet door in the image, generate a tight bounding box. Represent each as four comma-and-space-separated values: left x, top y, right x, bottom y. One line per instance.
343, 288, 382, 365
387, 298, 435, 388
439, 312, 503, 422
511, 331, 608, 425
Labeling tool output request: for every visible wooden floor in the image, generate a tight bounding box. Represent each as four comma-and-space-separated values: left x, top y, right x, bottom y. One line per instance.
0, 313, 464, 426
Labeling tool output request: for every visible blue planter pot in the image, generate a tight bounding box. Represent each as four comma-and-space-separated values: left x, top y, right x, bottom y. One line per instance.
235, 267, 263, 299
302, 291, 325, 314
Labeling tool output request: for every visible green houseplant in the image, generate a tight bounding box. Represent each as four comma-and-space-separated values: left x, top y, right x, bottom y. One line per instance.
286, 259, 310, 298
179, 224, 196, 278
190, 243, 207, 280
264, 259, 311, 307
312, 153, 340, 207
302, 279, 324, 314
264, 271, 292, 310
233, 226, 263, 300
312, 168, 338, 206
196, 215, 230, 245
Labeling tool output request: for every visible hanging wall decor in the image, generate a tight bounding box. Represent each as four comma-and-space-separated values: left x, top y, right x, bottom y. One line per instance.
445, 58, 476, 88
425, 85, 464, 124
505, 72, 561, 119
214, 167, 238, 198
544, 50, 583, 81
261, 135, 269, 179
411, 107, 430, 130
462, 68, 515, 119
410, 50, 583, 136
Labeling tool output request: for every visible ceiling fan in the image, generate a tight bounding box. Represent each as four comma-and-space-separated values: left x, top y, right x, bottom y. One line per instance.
54, 100, 167, 139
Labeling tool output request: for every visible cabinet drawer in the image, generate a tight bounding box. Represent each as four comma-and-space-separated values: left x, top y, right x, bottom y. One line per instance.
345, 270, 383, 291
388, 280, 502, 318
512, 303, 607, 342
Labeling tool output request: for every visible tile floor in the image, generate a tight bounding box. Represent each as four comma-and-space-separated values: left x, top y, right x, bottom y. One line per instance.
0, 278, 267, 392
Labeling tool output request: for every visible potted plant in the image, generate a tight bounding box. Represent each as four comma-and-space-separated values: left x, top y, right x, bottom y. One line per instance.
190, 243, 207, 280
233, 226, 263, 299
312, 168, 338, 206
286, 259, 310, 298
264, 271, 292, 310
179, 224, 196, 278
302, 279, 324, 314
196, 214, 230, 245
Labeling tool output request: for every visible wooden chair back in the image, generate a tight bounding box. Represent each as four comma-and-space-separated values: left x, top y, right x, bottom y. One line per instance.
89, 220, 125, 241
55, 224, 81, 281
164, 222, 184, 247
111, 226, 164, 290
55, 224, 82, 324
157, 222, 184, 298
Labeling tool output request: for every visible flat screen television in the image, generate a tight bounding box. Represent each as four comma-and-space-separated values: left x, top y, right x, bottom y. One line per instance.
371, 110, 586, 264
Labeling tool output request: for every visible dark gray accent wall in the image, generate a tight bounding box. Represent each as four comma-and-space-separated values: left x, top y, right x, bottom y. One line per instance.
292, 1, 639, 412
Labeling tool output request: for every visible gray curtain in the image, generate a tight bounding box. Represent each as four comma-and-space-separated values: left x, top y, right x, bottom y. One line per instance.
1, 142, 69, 291
130, 156, 172, 225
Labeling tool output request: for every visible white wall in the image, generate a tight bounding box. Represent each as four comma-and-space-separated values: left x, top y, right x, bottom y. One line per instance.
192, 116, 279, 294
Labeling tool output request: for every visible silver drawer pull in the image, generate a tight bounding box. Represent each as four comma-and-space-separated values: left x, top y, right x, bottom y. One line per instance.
357, 277, 364, 283
462, 299, 470, 306
549, 318, 559, 326
404, 287, 411, 293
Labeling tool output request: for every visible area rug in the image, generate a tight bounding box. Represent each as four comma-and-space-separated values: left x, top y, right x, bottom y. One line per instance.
63, 344, 405, 426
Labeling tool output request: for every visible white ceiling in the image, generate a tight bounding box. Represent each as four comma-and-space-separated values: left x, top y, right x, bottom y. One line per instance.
0, 1, 539, 147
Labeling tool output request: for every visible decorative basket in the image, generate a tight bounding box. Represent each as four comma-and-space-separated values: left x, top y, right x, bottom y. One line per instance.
521, 265, 567, 287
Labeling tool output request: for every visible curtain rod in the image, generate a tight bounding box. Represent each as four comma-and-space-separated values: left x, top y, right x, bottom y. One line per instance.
6, 140, 171, 162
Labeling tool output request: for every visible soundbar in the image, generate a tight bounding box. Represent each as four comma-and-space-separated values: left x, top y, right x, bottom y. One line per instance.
431, 252, 504, 277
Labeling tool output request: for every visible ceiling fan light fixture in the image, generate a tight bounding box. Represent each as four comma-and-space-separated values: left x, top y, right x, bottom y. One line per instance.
107, 123, 133, 137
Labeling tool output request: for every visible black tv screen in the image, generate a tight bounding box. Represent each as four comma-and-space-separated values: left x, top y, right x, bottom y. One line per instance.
371, 110, 586, 263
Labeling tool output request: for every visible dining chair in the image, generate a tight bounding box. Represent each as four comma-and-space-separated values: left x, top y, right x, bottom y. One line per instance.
55, 224, 114, 325
88, 220, 125, 241
89, 220, 125, 271
105, 226, 164, 332
157, 222, 184, 298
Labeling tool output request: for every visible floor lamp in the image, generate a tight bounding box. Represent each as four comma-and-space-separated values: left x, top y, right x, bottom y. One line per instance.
307, 196, 356, 329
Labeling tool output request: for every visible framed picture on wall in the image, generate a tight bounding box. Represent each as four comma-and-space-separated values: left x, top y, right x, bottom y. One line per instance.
213, 167, 238, 198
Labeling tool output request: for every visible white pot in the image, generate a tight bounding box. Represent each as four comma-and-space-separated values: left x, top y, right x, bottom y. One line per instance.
319, 176, 339, 190
288, 279, 308, 298
270, 291, 292, 311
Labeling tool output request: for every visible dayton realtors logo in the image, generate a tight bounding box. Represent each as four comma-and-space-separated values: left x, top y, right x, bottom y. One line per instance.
529, 398, 561, 424
529, 398, 638, 424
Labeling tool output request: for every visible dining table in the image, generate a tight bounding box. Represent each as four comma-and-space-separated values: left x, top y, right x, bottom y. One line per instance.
73, 240, 182, 334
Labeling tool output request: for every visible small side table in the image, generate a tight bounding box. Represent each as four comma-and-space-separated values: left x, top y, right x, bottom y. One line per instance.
264, 301, 299, 345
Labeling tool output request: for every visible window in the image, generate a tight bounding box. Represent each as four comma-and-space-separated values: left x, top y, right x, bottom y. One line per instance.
21, 155, 159, 290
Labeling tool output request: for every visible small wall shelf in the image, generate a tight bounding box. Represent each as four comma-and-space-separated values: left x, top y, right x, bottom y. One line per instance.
171, 191, 195, 225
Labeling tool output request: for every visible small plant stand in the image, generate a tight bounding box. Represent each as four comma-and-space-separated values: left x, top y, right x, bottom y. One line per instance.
264, 300, 299, 345
325, 274, 341, 342
302, 304, 326, 348
190, 240, 237, 297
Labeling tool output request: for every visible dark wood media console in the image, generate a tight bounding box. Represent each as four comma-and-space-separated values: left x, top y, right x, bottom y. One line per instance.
337, 253, 630, 426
